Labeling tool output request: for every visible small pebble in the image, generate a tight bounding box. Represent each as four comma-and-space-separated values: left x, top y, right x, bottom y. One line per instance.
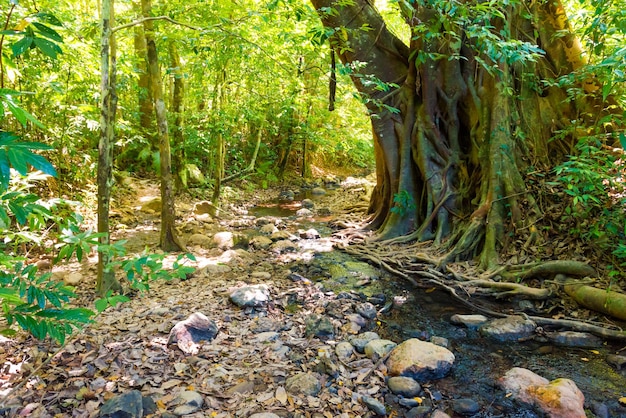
387, 376, 421, 397
451, 398, 480, 415
361, 395, 386, 416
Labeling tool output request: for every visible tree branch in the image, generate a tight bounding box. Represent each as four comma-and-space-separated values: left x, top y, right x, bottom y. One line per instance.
112, 16, 202, 33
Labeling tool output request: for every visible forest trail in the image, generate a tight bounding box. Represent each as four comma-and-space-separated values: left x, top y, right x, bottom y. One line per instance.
1, 176, 625, 418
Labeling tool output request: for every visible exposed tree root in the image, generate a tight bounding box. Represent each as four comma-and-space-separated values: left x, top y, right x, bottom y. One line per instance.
337, 241, 626, 340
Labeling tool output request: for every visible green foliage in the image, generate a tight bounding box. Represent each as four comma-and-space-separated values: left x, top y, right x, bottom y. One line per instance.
391, 190, 416, 217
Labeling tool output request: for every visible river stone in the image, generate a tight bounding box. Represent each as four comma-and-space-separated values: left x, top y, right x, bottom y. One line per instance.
278, 190, 295, 201
386, 338, 455, 381
335, 341, 354, 362
430, 336, 449, 348
305, 314, 334, 339
480, 315, 536, 342
260, 224, 278, 235
364, 339, 397, 360
271, 240, 298, 253
311, 187, 326, 195
450, 314, 489, 329
406, 406, 432, 418
451, 398, 480, 415
213, 231, 234, 250
187, 233, 213, 248
301, 198, 315, 209
230, 284, 270, 307
545, 331, 602, 348
249, 235, 273, 250
167, 312, 218, 355
285, 373, 321, 396
431, 410, 452, 418
172, 390, 203, 416
356, 302, 377, 319
299, 228, 320, 239
349, 331, 380, 353
361, 395, 386, 415
296, 208, 314, 217
499, 367, 585, 418
387, 376, 421, 397
606, 354, 626, 370
270, 231, 292, 241
99, 390, 144, 418
140, 197, 161, 213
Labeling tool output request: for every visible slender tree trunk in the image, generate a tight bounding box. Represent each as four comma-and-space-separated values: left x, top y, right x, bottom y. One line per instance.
212, 69, 226, 203
142, 0, 184, 252
97, 0, 122, 295
169, 40, 185, 191
133, 22, 153, 133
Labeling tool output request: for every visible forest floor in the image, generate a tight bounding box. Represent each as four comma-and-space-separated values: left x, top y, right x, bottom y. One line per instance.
0, 174, 626, 418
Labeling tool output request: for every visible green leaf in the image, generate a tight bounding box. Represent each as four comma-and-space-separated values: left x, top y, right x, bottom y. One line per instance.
33, 37, 62, 59
31, 22, 63, 42
619, 133, 626, 150
11, 36, 33, 57
33, 12, 63, 27
0, 288, 23, 304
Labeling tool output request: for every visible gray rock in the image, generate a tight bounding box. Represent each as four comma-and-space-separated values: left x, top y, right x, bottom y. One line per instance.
270, 240, 298, 254
256, 331, 280, 342
545, 331, 602, 348
430, 336, 449, 348
299, 228, 320, 239
431, 410, 451, 418
305, 314, 334, 339
279, 190, 295, 201
285, 373, 321, 396
270, 231, 293, 241
386, 339, 455, 382
167, 312, 218, 355
387, 376, 421, 397
335, 341, 354, 362
364, 339, 397, 360
451, 398, 480, 415
606, 354, 626, 370
249, 235, 273, 250
296, 208, 314, 217
99, 390, 144, 418
361, 395, 386, 416
200, 264, 231, 275
356, 302, 377, 319
172, 390, 203, 416
590, 401, 609, 418
345, 313, 367, 328
260, 224, 279, 235
301, 199, 315, 209
229, 284, 270, 307
480, 315, 536, 342
213, 231, 234, 250
405, 406, 431, 418
311, 187, 326, 196
450, 314, 489, 329
349, 331, 380, 353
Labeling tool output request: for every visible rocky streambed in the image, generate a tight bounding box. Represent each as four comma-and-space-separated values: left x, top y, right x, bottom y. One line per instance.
1, 177, 626, 418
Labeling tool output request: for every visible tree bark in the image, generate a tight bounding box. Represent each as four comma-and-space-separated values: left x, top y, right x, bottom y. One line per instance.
97, 0, 122, 295
133, 22, 153, 133
142, 0, 184, 252
310, 0, 593, 269
168, 40, 185, 191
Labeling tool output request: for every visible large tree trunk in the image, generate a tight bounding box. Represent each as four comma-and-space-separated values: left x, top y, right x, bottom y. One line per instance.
311, 0, 595, 270
142, 0, 185, 252
97, 0, 122, 295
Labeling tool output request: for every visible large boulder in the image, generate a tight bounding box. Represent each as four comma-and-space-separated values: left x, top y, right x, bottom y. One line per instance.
499, 367, 585, 418
386, 338, 455, 382
480, 315, 536, 342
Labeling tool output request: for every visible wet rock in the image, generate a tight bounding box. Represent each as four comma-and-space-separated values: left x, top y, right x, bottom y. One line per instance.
606, 354, 626, 370
451, 398, 480, 415
349, 331, 380, 353
450, 314, 489, 329
172, 390, 203, 416
398, 397, 421, 408
285, 373, 321, 396
364, 339, 397, 360
387, 376, 421, 397
356, 302, 377, 319
279, 190, 295, 201
213, 231, 234, 250
311, 187, 326, 196
498, 367, 585, 418
430, 336, 449, 348
260, 224, 279, 235
230, 284, 270, 307
301, 199, 315, 209
406, 406, 431, 418
187, 233, 213, 248
296, 208, 314, 217
305, 314, 334, 339
335, 341, 354, 362
270, 240, 298, 254
361, 395, 386, 415
299, 228, 320, 239
249, 235, 273, 250
480, 315, 536, 342
99, 390, 144, 418
545, 331, 602, 348
167, 312, 218, 355
386, 339, 455, 382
